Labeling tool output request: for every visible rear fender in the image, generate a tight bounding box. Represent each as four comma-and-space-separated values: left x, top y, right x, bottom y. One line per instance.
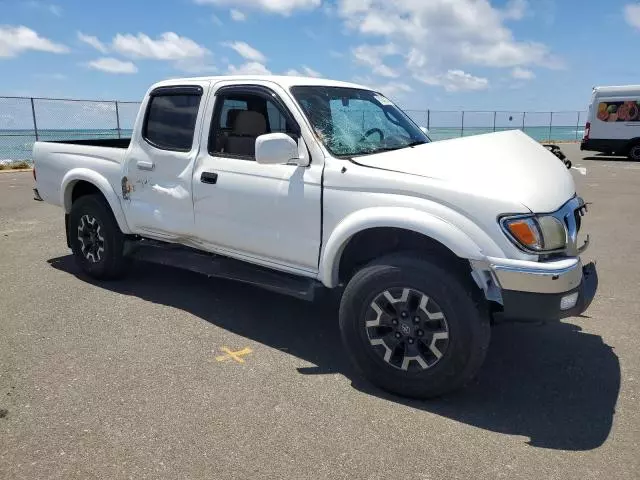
61, 168, 131, 234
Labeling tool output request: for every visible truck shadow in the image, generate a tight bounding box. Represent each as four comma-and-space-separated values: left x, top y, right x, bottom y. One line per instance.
48, 255, 620, 452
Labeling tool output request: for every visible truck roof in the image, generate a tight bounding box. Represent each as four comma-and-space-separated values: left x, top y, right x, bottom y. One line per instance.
593, 85, 640, 94
151, 75, 372, 92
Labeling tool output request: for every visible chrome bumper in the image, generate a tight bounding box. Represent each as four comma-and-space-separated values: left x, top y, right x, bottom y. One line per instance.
489, 257, 583, 294
486, 257, 598, 321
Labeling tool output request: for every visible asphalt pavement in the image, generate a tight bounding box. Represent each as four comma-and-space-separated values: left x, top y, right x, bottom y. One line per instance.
1, 144, 638, 479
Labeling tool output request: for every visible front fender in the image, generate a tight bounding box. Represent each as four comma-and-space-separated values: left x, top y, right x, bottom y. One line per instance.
61, 168, 131, 234
319, 207, 499, 287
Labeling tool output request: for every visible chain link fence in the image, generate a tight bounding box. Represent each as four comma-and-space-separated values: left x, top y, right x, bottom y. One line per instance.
0, 96, 142, 165
0, 95, 587, 164
404, 109, 588, 143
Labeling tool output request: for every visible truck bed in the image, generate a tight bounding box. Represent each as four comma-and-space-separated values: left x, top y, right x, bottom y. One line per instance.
50, 138, 131, 149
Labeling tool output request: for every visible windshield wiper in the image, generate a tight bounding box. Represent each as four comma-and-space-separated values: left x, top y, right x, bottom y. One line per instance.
405, 140, 428, 147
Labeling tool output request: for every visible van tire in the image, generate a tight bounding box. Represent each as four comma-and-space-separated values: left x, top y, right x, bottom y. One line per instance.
339, 253, 490, 399
69, 194, 128, 280
628, 143, 640, 161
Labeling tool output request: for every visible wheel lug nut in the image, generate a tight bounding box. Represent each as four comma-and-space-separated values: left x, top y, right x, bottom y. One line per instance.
395, 332, 402, 339
417, 330, 424, 337
392, 319, 398, 325
413, 316, 420, 324
408, 338, 414, 344
401, 311, 408, 318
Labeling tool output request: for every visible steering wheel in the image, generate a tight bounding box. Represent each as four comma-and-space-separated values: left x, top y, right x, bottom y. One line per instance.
361, 128, 384, 143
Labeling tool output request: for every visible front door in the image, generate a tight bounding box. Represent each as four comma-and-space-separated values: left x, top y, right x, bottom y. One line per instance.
124, 83, 208, 239
192, 84, 322, 273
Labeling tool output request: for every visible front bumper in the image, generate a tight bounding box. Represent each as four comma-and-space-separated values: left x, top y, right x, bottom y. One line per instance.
489, 257, 598, 321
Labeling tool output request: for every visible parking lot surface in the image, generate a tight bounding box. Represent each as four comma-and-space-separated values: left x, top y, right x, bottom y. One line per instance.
1, 144, 639, 479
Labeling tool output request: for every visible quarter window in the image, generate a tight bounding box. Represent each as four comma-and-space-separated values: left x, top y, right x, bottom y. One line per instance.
143, 91, 202, 151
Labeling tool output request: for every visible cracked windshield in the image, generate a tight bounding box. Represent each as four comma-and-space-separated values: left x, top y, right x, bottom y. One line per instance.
291, 86, 429, 157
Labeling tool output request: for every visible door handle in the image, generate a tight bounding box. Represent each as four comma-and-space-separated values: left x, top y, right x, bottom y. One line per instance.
200, 172, 218, 184
137, 160, 155, 171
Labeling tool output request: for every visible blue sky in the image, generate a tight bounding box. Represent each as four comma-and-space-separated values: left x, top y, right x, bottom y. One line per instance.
1, 0, 639, 111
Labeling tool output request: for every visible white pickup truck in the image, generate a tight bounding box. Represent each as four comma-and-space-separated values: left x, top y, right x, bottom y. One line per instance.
33, 75, 597, 398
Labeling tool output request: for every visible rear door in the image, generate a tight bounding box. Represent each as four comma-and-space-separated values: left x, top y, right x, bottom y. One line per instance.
124, 82, 209, 239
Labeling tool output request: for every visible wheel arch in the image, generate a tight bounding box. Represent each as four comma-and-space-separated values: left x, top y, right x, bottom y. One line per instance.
319, 207, 490, 288
61, 169, 131, 234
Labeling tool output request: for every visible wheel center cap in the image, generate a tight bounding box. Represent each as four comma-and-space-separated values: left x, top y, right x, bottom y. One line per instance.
399, 323, 412, 336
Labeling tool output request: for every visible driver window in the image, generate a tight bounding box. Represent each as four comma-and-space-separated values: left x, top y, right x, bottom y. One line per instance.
209, 92, 298, 160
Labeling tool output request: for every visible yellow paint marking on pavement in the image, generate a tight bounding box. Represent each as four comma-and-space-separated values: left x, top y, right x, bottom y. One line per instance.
215, 347, 253, 363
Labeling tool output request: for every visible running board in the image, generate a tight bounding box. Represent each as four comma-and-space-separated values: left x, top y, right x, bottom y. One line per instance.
128, 240, 319, 301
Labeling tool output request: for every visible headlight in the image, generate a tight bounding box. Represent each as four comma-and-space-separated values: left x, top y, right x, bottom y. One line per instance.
501, 215, 567, 252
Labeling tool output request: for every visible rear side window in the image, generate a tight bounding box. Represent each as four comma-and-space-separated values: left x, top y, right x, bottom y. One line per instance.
143, 89, 202, 151
596, 100, 640, 123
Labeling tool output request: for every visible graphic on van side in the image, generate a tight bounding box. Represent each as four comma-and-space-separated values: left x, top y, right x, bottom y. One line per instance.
597, 101, 640, 122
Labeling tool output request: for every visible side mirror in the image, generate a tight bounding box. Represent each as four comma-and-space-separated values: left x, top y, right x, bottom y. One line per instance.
420, 126, 429, 135
256, 133, 304, 166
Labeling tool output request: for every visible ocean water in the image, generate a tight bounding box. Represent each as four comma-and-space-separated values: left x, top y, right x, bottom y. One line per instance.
0, 126, 583, 164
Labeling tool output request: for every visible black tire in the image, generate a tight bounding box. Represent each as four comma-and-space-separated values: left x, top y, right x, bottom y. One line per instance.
628, 143, 640, 161
69, 194, 128, 280
339, 253, 490, 399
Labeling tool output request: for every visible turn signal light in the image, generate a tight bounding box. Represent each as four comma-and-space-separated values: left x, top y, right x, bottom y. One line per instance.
506, 219, 540, 248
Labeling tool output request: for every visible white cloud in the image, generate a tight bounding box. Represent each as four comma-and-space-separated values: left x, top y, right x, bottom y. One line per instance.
624, 3, 640, 29
353, 76, 413, 100
48, 4, 62, 16
415, 70, 489, 92
26, 1, 62, 16
329, 50, 344, 58
338, 0, 559, 76
77, 32, 108, 53
211, 14, 224, 26
285, 65, 322, 77
0, 25, 68, 58
194, 0, 320, 16
227, 61, 271, 75
352, 43, 399, 78
112, 32, 209, 60
223, 41, 266, 62
230, 9, 247, 21
502, 0, 528, 20
33, 72, 67, 80
511, 67, 535, 80
172, 58, 217, 74
87, 57, 138, 74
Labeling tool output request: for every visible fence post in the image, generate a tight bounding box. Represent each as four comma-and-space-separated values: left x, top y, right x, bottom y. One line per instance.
461, 111, 465, 137
522, 111, 526, 132
427, 109, 430, 130
575, 111, 581, 141
549, 112, 553, 141
493, 111, 496, 132
30, 97, 39, 141
115, 101, 121, 139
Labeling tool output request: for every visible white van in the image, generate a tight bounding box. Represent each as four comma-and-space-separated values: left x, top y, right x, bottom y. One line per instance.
581, 85, 640, 160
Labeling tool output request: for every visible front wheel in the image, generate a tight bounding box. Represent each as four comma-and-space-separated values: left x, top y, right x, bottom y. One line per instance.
339, 254, 490, 399
69, 194, 128, 280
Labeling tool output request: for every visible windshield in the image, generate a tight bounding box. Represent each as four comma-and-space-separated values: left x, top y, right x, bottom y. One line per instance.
290, 86, 430, 157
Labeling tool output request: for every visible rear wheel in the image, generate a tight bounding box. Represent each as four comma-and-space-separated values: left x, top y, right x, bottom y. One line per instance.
69, 194, 128, 279
628, 143, 640, 161
339, 254, 490, 398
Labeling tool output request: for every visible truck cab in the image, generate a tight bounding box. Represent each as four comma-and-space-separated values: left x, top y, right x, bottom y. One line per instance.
33, 75, 598, 399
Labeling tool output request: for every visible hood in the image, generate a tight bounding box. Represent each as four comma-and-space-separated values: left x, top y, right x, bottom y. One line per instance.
353, 130, 575, 213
